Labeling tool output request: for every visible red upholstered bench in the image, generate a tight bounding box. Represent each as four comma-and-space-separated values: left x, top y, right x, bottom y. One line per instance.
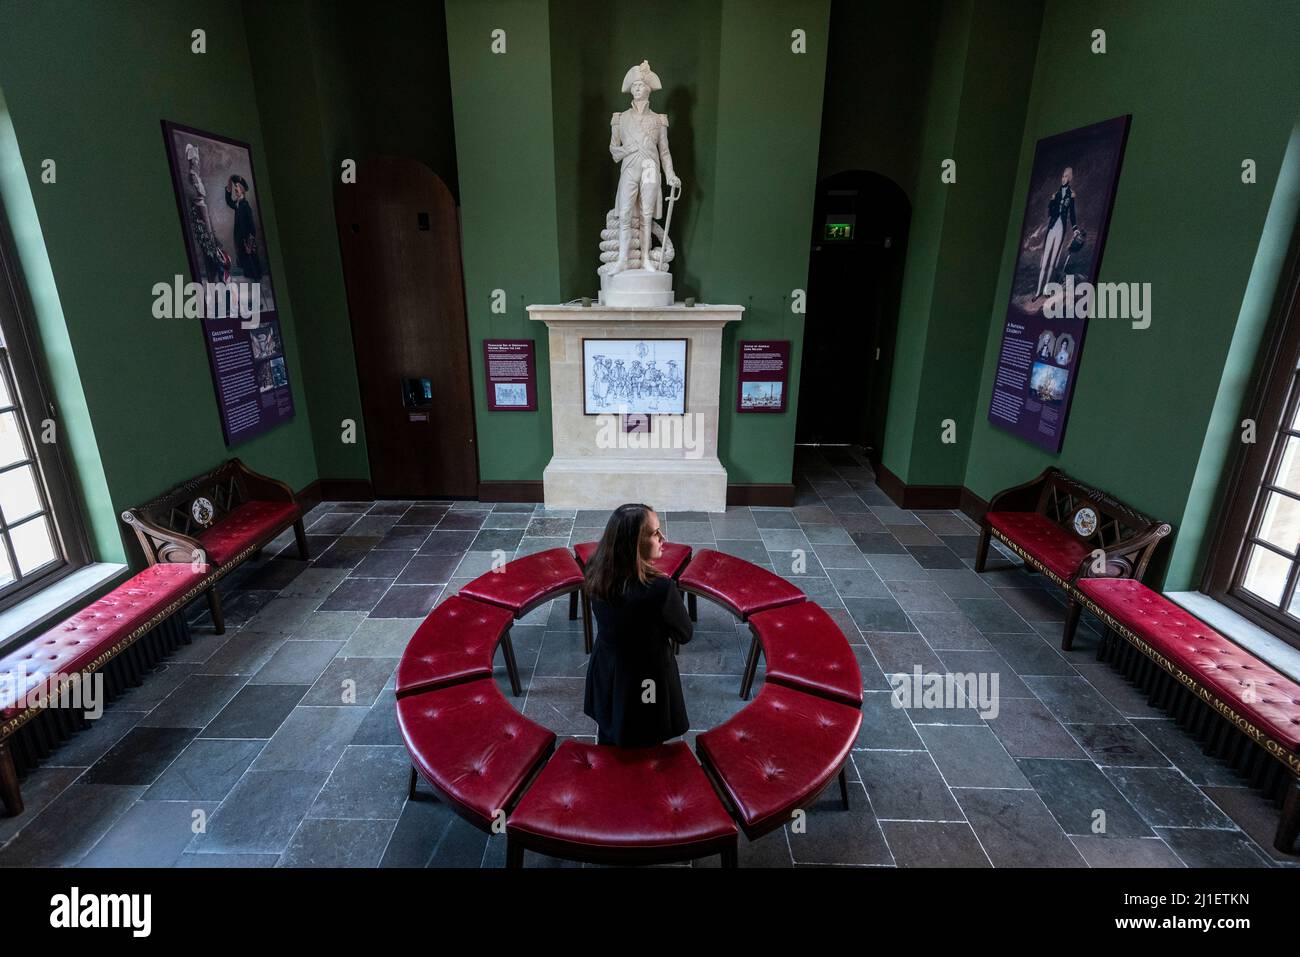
695, 682, 862, 841
121, 458, 307, 634
506, 740, 738, 867
1070, 577, 1300, 854
0, 562, 212, 816
677, 548, 805, 623
397, 677, 555, 833
742, 601, 863, 707
975, 467, 1171, 647
395, 595, 522, 697
573, 540, 692, 653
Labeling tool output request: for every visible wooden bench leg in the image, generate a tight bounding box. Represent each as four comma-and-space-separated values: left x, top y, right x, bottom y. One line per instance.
1276, 776, 1300, 855
206, 588, 226, 635
838, 764, 850, 810
740, 634, 762, 700
500, 629, 522, 697
581, 589, 593, 654
974, 526, 992, 572
506, 835, 525, 869
719, 841, 738, 868
0, 740, 22, 817
687, 592, 697, 622
408, 766, 418, 801
1062, 598, 1082, 651
568, 590, 578, 620
294, 518, 309, 560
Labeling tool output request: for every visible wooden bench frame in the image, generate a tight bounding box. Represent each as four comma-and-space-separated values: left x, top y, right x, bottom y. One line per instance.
120, 458, 307, 633
1068, 583, 1299, 855
975, 467, 1172, 645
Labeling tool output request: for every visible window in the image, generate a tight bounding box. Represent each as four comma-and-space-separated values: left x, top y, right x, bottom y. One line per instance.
0, 195, 90, 609
1205, 236, 1300, 649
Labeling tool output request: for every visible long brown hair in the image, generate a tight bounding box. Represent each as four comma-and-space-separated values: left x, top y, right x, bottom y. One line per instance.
584, 503, 662, 602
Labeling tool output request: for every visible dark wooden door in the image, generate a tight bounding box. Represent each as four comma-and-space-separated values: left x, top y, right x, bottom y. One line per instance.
335, 157, 477, 497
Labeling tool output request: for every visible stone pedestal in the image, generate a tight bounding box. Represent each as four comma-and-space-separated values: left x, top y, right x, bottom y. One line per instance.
528, 303, 743, 512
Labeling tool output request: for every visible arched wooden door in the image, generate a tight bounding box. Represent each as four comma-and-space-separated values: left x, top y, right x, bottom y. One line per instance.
335, 156, 477, 497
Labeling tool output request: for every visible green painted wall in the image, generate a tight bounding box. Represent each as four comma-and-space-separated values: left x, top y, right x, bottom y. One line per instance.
446, 0, 562, 483
0, 0, 320, 561
881, 0, 1042, 487
709, 0, 830, 485
959, 0, 1300, 588
244, 0, 370, 483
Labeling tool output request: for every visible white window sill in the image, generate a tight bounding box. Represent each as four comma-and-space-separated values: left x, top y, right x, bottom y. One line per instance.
1165, 590, 1300, 684
0, 562, 128, 655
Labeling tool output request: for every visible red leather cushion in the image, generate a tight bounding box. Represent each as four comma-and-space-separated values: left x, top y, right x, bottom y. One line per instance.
696, 683, 862, 838
573, 541, 692, 578
197, 500, 299, 566
1078, 578, 1300, 752
507, 740, 737, 853
677, 548, 805, 620
1, 563, 210, 718
749, 602, 863, 707
395, 596, 515, 697
397, 679, 555, 827
459, 547, 583, 617
986, 511, 1090, 581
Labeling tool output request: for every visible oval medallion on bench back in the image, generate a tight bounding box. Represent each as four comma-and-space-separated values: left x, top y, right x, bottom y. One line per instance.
459, 547, 584, 617
677, 548, 806, 620
1077, 578, 1300, 752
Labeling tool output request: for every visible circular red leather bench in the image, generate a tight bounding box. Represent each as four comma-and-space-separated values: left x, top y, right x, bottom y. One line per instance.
395, 595, 522, 697
459, 546, 584, 616
397, 678, 555, 833
742, 601, 863, 707
696, 682, 862, 840
506, 740, 738, 867
676, 547, 805, 622
573, 540, 692, 653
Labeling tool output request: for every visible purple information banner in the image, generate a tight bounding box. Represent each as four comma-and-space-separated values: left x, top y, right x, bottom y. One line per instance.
737, 340, 790, 413
484, 339, 537, 411
987, 115, 1130, 453
161, 121, 295, 447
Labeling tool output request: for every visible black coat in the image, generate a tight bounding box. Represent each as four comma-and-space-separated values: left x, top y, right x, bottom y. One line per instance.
583, 575, 694, 747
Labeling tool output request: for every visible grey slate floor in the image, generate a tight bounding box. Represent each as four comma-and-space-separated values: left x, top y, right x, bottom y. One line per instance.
1, 446, 1295, 868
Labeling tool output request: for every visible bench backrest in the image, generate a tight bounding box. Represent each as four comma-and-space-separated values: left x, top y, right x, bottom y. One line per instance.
1036, 468, 1171, 578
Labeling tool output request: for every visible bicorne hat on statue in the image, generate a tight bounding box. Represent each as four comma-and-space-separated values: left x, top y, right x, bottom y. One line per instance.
621, 59, 662, 93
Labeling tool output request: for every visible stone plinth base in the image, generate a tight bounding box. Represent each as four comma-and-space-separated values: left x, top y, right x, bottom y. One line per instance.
599, 269, 673, 307
542, 456, 728, 512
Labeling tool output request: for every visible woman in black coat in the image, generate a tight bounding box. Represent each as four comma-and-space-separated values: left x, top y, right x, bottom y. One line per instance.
582, 503, 693, 747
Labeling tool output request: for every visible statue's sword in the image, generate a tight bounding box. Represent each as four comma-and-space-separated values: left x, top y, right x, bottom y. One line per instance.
656, 179, 681, 270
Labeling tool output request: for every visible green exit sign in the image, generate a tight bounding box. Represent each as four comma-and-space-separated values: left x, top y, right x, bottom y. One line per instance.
824, 220, 854, 240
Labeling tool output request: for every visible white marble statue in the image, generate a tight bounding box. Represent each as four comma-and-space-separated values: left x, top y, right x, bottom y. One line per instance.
597, 60, 681, 306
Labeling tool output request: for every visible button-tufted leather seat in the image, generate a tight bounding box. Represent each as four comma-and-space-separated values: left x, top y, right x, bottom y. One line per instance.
986, 511, 1091, 582
506, 740, 738, 866
572, 540, 692, 579
677, 548, 806, 620
744, 601, 863, 707
696, 682, 862, 839
397, 678, 555, 830
459, 547, 584, 618
395, 595, 520, 698
1078, 578, 1300, 752
1, 563, 210, 719
197, 500, 301, 565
